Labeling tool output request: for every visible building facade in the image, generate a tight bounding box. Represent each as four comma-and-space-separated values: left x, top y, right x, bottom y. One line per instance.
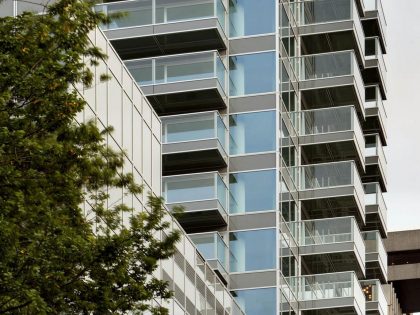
1, 0, 402, 314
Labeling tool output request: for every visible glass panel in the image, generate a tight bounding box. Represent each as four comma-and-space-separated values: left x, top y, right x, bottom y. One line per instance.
162, 112, 215, 143
299, 161, 356, 190
163, 173, 220, 203
293, 0, 352, 24
189, 232, 228, 271
217, 115, 227, 151
361, 280, 387, 315
229, 111, 276, 155
229, 0, 275, 37
217, 175, 228, 211
156, 0, 214, 24
232, 288, 276, 315
229, 170, 276, 214
230, 229, 276, 272
229, 52, 276, 96
96, 0, 153, 30
299, 106, 354, 135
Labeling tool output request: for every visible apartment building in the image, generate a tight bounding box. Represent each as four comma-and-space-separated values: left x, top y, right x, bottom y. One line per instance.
1, 0, 400, 314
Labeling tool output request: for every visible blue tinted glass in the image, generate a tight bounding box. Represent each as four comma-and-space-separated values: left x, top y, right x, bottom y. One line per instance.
230, 111, 276, 155
232, 288, 276, 315
229, 0, 275, 37
230, 229, 276, 272
230, 170, 276, 213
229, 52, 276, 96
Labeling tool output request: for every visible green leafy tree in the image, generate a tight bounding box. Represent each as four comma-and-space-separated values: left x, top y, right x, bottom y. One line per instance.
0, 0, 180, 313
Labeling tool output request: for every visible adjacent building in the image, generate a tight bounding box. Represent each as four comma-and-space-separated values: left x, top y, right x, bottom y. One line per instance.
1, 0, 406, 314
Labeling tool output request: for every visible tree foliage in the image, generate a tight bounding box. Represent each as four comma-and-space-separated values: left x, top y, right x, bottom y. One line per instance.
0, 0, 180, 313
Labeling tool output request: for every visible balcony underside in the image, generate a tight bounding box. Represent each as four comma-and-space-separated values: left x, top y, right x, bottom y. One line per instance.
105, 20, 227, 59
366, 260, 387, 284
363, 112, 387, 145
300, 302, 362, 315
301, 193, 365, 226
300, 29, 364, 65
362, 62, 386, 100
163, 144, 227, 175
300, 136, 364, 172
364, 206, 387, 238
167, 200, 227, 233
301, 246, 364, 278
141, 82, 227, 115
301, 85, 364, 117
363, 160, 387, 192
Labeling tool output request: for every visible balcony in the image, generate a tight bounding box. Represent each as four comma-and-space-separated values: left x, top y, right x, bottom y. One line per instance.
125, 51, 227, 115
292, 0, 365, 64
189, 232, 229, 284
289, 272, 366, 315
361, 280, 388, 315
363, 37, 387, 97
295, 51, 365, 116
364, 85, 387, 144
363, 231, 388, 283
362, 0, 387, 52
96, 0, 227, 59
291, 217, 365, 277
297, 106, 365, 170
163, 172, 228, 233
364, 134, 387, 192
297, 161, 365, 225
364, 183, 387, 237
162, 111, 228, 175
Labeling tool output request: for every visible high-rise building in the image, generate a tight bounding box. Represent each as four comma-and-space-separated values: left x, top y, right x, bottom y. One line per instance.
1, 0, 405, 314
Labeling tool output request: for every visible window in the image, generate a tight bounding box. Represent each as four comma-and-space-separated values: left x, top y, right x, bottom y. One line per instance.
232, 288, 276, 315
229, 0, 275, 37
229, 52, 276, 96
230, 229, 276, 272
230, 170, 276, 214
229, 111, 276, 155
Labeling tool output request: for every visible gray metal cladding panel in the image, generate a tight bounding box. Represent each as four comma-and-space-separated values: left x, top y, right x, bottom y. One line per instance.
299, 242, 355, 256
229, 93, 276, 113
229, 270, 277, 289
299, 131, 356, 145
299, 76, 356, 90
299, 297, 357, 311
229, 153, 276, 172
104, 25, 154, 40
229, 212, 277, 231
150, 78, 221, 95
229, 35, 276, 55
299, 20, 355, 36
163, 139, 220, 154
299, 186, 356, 200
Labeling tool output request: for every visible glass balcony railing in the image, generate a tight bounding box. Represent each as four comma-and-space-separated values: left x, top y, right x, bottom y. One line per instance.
189, 232, 228, 274
298, 161, 364, 194
364, 182, 387, 228
364, 0, 387, 40
288, 271, 365, 314
125, 51, 227, 93
291, 0, 364, 55
363, 231, 388, 276
291, 217, 365, 249
365, 134, 387, 182
365, 37, 387, 87
296, 105, 365, 154
361, 280, 388, 315
96, 0, 227, 33
162, 111, 228, 153
294, 51, 363, 82
163, 172, 228, 212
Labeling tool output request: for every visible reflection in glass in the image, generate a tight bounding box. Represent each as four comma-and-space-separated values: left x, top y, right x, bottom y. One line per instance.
229, 170, 276, 213
229, 111, 276, 155
232, 288, 276, 315
229, 52, 276, 96
230, 229, 276, 272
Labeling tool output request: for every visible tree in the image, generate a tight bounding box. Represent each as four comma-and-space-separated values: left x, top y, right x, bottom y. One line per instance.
0, 0, 180, 313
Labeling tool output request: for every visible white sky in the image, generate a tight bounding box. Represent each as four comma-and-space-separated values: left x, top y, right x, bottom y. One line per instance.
381, 0, 420, 231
